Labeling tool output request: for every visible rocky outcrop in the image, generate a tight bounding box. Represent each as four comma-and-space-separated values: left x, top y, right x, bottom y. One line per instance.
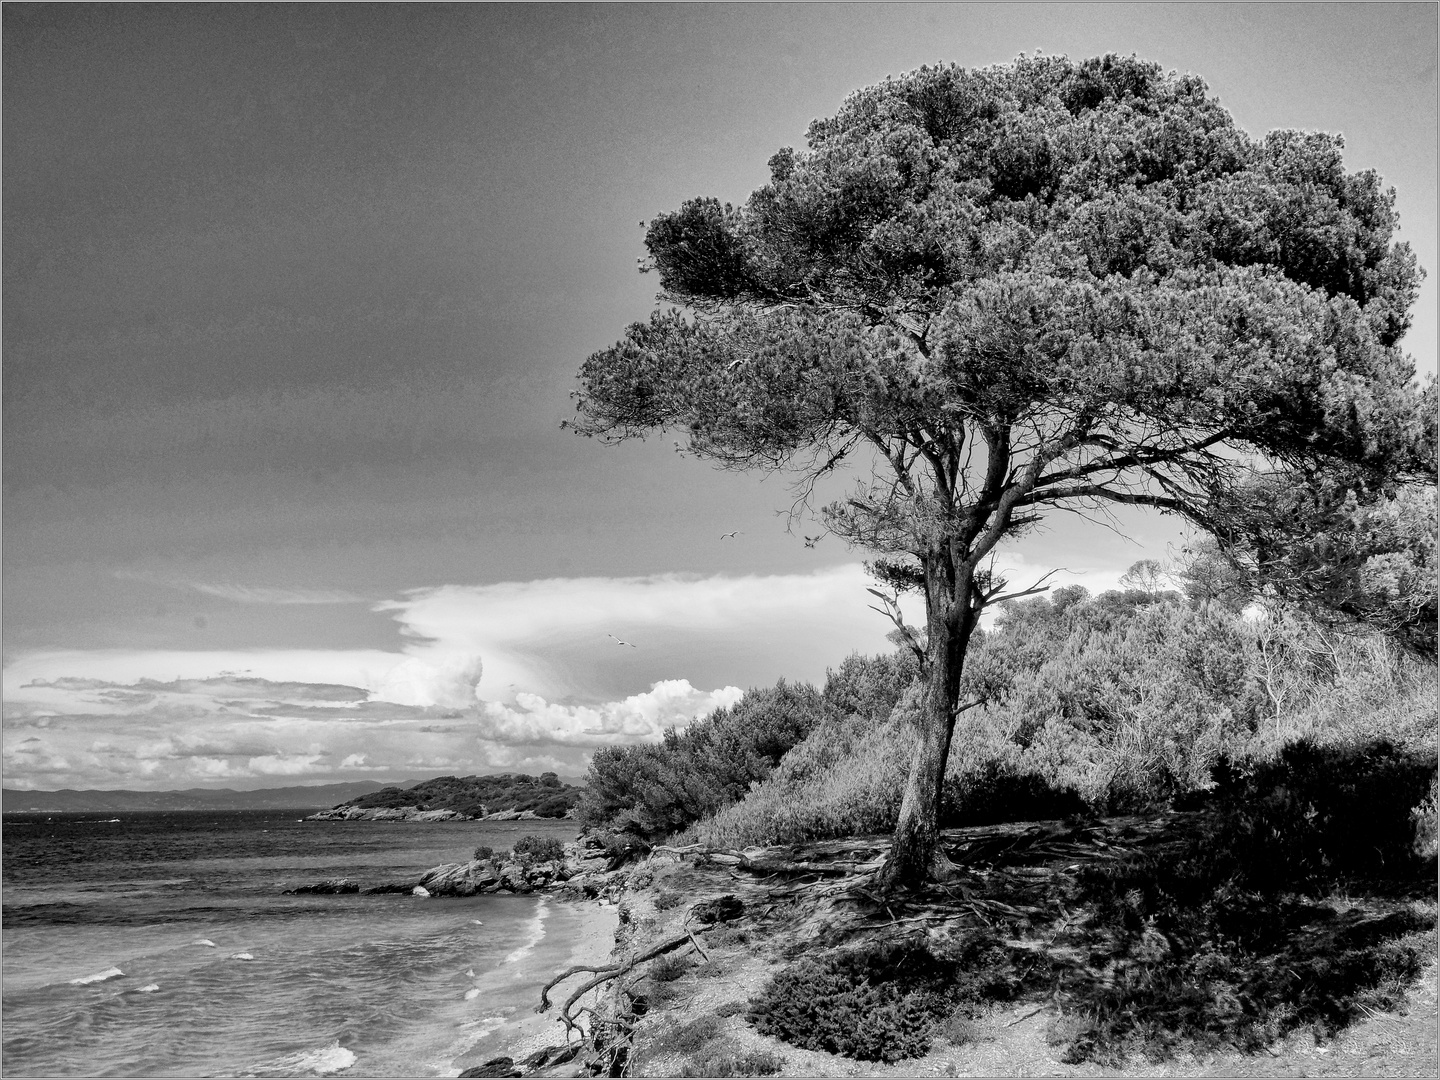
304, 806, 469, 822
280, 836, 627, 900
283, 878, 360, 895
459, 1057, 521, 1078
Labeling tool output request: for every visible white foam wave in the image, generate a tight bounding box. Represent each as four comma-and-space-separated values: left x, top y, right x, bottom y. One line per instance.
192, 939, 217, 947
69, 967, 124, 985
250, 1041, 356, 1077
503, 897, 550, 965
230, 953, 254, 961
133, 984, 160, 993
460, 1014, 509, 1040
464, 987, 481, 1000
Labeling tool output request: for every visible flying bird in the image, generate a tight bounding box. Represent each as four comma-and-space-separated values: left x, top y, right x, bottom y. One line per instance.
607, 633, 637, 648
720, 531, 742, 540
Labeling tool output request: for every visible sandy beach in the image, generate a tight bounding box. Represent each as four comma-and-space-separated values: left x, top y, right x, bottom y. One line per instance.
447, 898, 620, 1076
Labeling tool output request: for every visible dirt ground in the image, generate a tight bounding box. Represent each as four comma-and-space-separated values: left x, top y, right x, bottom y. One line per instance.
604, 822, 1438, 1079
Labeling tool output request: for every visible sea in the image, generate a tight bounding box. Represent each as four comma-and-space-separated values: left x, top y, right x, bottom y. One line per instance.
1, 811, 611, 1078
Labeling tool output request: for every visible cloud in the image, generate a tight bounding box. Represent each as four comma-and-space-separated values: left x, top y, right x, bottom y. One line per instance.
188, 584, 371, 605
112, 570, 370, 605
2, 557, 1135, 789
479, 680, 744, 746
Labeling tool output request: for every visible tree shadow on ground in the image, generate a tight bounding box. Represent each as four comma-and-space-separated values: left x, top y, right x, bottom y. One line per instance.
868, 739, 1440, 1065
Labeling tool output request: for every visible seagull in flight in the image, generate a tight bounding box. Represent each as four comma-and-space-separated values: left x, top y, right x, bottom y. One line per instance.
607, 633, 637, 648
720, 530, 742, 540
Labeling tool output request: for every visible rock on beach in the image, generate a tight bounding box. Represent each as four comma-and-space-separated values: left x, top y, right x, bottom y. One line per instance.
284, 836, 626, 900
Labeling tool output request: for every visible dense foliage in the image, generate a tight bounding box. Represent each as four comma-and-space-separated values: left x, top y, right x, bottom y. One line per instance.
510, 834, 567, 863
582, 654, 916, 838
572, 53, 1431, 885
1196, 473, 1438, 658
690, 578, 1436, 850
747, 944, 959, 1062
736, 741, 1435, 1066
340, 772, 579, 818
1049, 741, 1437, 1063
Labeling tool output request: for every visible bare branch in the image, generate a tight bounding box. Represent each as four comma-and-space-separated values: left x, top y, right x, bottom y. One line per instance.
866, 587, 926, 668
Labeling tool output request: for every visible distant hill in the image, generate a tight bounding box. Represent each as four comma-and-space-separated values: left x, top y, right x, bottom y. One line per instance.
336, 772, 584, 818
1, 780, 428, 813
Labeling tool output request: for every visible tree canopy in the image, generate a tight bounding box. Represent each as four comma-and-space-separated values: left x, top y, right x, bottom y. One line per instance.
569, 54, 1430, 888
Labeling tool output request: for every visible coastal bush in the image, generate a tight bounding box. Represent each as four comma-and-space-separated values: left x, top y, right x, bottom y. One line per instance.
1037, 742, 1439, 1064
581, 678, 825, 838
511, 835, 565, 863
649, 953, 690, 983
677, 582, 1436, 854
654, 1014, 722, 1054
939, 1011, 981, 1046
471, 846, 495, 863
1201, 739, 1436, 892
652, 887, 684, 911
690, 714, 915, 847
677, 1048, 784, 1077
747, 944, 956, 1062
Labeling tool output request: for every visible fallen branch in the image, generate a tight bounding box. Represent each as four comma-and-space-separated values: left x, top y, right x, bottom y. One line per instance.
653, 844, 863, 878
538, 929, 707, 1034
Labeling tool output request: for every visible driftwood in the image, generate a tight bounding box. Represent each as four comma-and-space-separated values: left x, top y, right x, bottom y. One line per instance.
653, 843, 869, 878
537, 927, 712, 1035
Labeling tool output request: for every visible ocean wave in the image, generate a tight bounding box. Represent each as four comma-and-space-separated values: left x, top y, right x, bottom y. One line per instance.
247, 1040, 356, 1077
230, 953, 255, 961
192, 938, 217, 947
69, 966, 124, 985
130, 984, 161, 993
503, 897, 550, 965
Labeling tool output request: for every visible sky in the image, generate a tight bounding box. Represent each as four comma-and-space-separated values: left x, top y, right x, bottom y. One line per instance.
4, 3, 1436, 791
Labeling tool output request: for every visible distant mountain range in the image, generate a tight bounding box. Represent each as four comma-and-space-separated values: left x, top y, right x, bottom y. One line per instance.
2, 780, 431, 813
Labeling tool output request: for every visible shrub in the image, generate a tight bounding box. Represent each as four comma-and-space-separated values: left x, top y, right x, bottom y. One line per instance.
939, 1011, 981, 1046
581, 678, 826, 838
472, 845, 495, 862
747, 944, 955, 1062
1204, 738, 1436, 892
650, 953, 690, 983
691, 715, 915, 847
943, 758, 1089, 827
653, 887, 684, 911
677, 1049, 784, 1077
511, 835, 565, 863
654, 1015, 722, 1054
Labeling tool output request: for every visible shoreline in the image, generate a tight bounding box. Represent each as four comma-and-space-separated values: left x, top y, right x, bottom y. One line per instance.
447, 897, 620, 1077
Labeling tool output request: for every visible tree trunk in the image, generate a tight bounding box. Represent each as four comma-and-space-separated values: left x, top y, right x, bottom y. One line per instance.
876, 555, 978, 891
